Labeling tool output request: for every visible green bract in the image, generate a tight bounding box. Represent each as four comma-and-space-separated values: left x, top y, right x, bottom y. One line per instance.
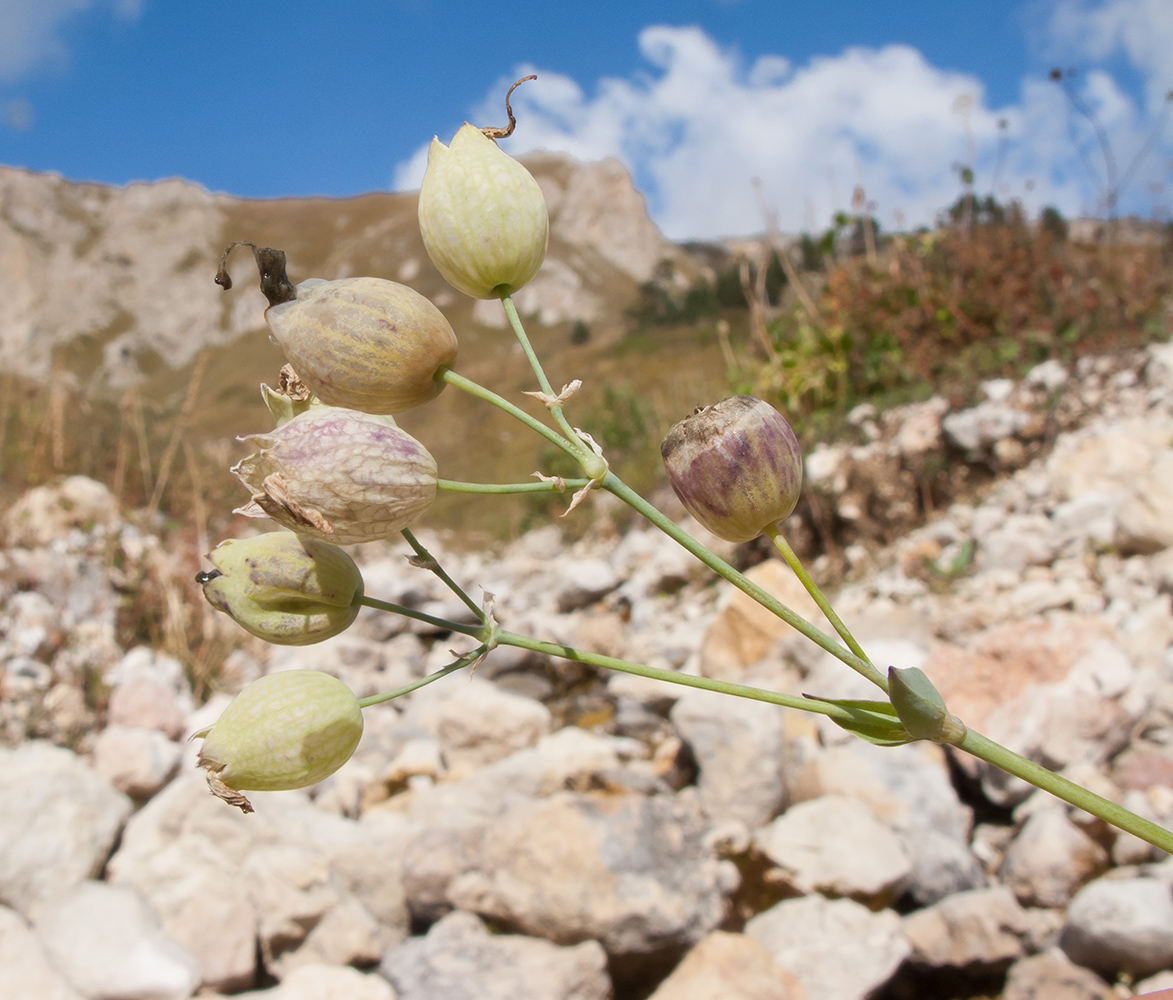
200, 531, 363, 646
418, 123, 549, 299
194, 670, 363, 813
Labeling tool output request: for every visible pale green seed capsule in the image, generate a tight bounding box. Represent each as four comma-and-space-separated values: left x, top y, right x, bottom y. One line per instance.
194, 670, 363, 813
418, 123, 549, 299
199, 531, 363, 646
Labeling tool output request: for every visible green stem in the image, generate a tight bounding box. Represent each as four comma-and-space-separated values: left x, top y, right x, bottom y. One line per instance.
438, 367, 581, 463
496, 629, 867, 722
602, 472, 888, 692
400, 527, 484, 623
500, 291, 581, 444
961, 729, 1173, 855
765, 523, 875, 671
356, 595, 483, 638
438, 478, 590, 494
358, 654, 479, 709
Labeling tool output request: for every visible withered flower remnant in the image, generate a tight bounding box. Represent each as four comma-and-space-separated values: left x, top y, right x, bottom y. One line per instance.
232, 406, 437, 545
199, 531, 364, 645
193, 670, 363, 813
660, 395, 803, 544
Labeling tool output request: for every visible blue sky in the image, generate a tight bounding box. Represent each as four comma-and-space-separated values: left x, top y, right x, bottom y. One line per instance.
0, 0, 1169, 238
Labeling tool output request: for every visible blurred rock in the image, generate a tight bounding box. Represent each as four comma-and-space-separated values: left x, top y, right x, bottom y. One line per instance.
787, 739, 980, 904
554, 558, 619, 611
998, 808, 1109, 908
34, 881, 201, 1000
670, 686, 786, 827
445, 791, 735, 955
0, 904, 84, 1000
755, 795, 911, 904
943, 402, 1031, 451
3, 476, 119, 548
1060, 876, 1173, 977
903, 886, 1029, 968
745, 894, 909, 1000
1002, 949, 1113, 1000
219, 963, 396, 1000
90, 725, 182, 798
108, 772, 411, 992
700, 559, 832, 680
0, 741, 132, 919
402, 676, 551, 776
380, 910, 610, 1000
646, 931, 802, 1000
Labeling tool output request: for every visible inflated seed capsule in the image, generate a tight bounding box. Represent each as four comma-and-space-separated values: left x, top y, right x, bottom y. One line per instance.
232, 406, 438, 545
193, 670, 363, 813
216, 242, 457, 415
418, 122, 548, 300
418, 80, 548, 301
660, 396, 803, 544
199, 531, 364, 646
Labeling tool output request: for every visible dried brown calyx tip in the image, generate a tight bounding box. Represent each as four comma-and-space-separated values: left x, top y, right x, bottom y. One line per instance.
480, 75, 537, 140
277, 364, 311, 402
215, 241, 296, 307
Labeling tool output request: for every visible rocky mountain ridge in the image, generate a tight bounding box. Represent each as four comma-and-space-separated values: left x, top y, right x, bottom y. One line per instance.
0, 154, 683, 391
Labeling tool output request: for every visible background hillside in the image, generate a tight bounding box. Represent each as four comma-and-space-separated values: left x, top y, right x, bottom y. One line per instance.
0, 156, 732, 535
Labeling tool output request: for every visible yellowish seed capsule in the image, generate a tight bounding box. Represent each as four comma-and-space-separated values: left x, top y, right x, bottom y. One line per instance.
265, 277, 458, 414
193, 670, 363, 813
216, 242, 457, 415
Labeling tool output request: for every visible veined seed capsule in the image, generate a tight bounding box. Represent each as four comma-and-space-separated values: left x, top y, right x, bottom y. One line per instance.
217, 243, 457, 415
232, 406, 437, 545
199, 531, 364, 646
193, 670, 363, 813
418, 122, 549, 300
661, 396, 803, 544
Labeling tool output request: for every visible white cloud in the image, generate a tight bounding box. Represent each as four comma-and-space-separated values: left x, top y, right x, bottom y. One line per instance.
1049, 0, 1173, 110
396, 11, 1172, 239
0, 0, 141, 82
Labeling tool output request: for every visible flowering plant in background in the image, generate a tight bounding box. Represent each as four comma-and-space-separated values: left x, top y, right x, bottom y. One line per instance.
195, 78, 1173, 866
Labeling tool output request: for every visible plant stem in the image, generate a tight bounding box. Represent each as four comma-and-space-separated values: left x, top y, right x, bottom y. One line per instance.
358, 654, 479, 709
765, 523, 874, 670
496, 629, 868, 723
437, 367, 582, 463
400, 528, 485, 623
438, 478, 590, 494
961, 729, 1173, 854
356, 595, 483, 638
500, 291, 581, 444
601, 472, 888, 692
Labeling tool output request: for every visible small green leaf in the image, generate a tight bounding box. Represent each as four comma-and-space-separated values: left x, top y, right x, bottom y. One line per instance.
804, 694, 913, 747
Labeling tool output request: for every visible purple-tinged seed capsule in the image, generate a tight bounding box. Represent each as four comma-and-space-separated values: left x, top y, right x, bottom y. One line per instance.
660, 396, 803, 544
232, 406, 437, 545
193, 670, 363, 813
